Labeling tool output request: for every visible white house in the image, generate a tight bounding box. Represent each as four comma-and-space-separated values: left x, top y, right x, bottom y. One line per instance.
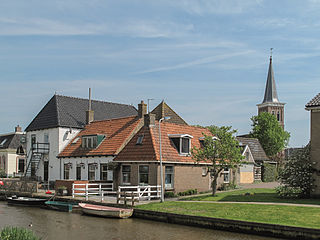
25, 94, 137, 183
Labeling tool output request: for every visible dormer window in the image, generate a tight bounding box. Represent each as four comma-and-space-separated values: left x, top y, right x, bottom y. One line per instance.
199, 136, 218, 148
168, 134, 193, 155
82, 135, 105, 149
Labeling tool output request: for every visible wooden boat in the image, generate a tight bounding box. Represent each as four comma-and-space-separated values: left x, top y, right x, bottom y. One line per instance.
79, 203, 133, 219
45, 201, 78, 212
6, 196, 47, 206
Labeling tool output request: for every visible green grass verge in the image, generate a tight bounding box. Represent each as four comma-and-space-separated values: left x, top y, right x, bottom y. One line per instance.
182, 188, 320, 205
136, 201, 320, 229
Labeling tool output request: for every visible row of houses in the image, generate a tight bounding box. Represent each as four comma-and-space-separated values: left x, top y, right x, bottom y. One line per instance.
0, 93, 270, 193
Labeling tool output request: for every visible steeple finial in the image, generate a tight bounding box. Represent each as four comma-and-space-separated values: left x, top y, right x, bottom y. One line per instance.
270, 48, 273, 59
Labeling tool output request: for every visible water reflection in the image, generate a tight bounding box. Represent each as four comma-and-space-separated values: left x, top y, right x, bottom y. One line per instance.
0, 202, 282, 240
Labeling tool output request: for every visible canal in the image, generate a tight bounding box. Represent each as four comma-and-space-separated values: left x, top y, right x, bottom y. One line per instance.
0, 202, 283, 240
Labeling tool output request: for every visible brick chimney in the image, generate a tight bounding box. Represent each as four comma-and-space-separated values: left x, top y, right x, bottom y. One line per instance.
144, 113, 156, 127
15, 125, 22, 133
86, 88, 94, 124
138, 100, 147, 118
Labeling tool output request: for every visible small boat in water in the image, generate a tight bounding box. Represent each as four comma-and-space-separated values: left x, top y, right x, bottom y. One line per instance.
45, 201, 78, 212
6, 196, 47, 206
79, 203, 133, 219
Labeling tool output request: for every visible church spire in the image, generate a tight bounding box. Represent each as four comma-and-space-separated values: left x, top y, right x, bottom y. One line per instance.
262, 50, 279, 103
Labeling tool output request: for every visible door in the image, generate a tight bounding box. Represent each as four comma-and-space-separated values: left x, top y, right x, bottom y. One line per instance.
44, 161, 48, 181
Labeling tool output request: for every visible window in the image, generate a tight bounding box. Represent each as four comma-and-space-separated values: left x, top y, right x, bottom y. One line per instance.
100, 164, 108, 181
88, 164, 96, 180
165, 166, 174, 189
169, 134, 193, 155
44, 133, 49, 143
277, 111, 280, 121
18, 159, 25, 173
82, 135, 105, 149
31, 135, 36, 144
64, 164, 70, 180
223, 168, 230, 183
272, 110, 275, 115
139, 165, 149, 185
76, 165, 81, 180
245, 152, 249, 161
202, 167, 207, 176
122, 165, 131, 184
136, 135, 144, 145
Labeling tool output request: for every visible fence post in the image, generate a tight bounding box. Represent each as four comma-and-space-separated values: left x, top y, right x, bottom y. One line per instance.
101, 190, 104, 202
124, 191, 127, 206
99, 183, 102, 198
85, 183, 88, 201
117, 186, 120, 204
72, 183, 74, 198
148, 186, 151, 201
137, 186, 140, 201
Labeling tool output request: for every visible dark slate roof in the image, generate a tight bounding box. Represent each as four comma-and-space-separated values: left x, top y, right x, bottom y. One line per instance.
306, 93, 320, 108
151, 101, 188, 125
26, 95, 138, 131
236, 137, 269, 162
0, 133, 26, 150
262, 57, 280, 103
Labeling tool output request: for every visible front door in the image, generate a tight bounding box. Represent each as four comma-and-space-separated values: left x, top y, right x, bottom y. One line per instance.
44, 161, 48, 181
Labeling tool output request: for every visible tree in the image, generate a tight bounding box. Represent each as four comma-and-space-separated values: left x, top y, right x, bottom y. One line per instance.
192, 125, 244, 196
277, 144, 313, 198
250, 112, 290, 159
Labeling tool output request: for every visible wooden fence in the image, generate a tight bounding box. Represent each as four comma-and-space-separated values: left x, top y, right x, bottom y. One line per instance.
72, 182, 114, 201
117, 185, 161, 206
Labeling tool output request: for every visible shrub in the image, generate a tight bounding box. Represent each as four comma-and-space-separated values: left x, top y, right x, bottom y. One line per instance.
278, 144, 312, 197
164, 192, 176, 198
177, 189, 198, 196
0, 169, 6, 178
262, 163, 278, 182
218, 183, 237, 191
0, 227, 40, 240
275, 186, 302, 198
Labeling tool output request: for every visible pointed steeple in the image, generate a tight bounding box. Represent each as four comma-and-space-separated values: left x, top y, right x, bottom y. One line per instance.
262, 55, 279, 103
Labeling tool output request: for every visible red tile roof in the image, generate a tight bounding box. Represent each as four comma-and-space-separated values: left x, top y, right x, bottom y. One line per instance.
115, 122, 212, 163
59, 116, 142, 157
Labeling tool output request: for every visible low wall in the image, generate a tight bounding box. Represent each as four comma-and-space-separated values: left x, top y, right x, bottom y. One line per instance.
0, 179, 38, 193
133, 209, 320, 240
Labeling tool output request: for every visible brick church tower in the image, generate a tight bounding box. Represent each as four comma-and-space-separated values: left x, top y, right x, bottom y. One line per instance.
257, 53, 285, 128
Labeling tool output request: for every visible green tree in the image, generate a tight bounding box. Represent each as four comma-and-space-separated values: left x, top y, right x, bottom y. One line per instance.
192, 125, 244, 196
250, 112, 290, 159
277, 144, 313, 198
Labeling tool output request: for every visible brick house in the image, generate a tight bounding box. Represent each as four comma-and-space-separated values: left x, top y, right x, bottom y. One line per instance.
305, 93, 320, 197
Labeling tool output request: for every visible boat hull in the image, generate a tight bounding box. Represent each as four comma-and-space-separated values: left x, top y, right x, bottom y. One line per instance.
7, 196, 47, 206
45, 201, 78, 212
79, 203, 133, 219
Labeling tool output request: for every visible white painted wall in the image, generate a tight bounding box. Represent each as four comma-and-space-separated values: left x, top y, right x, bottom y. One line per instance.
26, 127, 80, 181
0, 151, 25, 176
60, 156, 114, 181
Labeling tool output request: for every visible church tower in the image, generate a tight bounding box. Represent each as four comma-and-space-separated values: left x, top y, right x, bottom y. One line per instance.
257, 52, 285, 128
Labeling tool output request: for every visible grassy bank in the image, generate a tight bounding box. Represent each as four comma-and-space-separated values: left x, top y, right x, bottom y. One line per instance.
182, 188, 320, 205
136, 201, 320, 229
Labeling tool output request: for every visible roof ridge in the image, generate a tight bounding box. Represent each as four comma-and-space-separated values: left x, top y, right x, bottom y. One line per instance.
90, 115, 138, 124
55, 94, 135, 107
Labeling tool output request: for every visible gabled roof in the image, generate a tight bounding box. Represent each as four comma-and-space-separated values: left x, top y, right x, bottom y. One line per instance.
58, 116, 143, 158
0, 133, 26, 150
262, 57, 280, 104
305, 93, 320, 109
114, 122, 212, 163
26, 95, 138, 131
151, 101, 188, 125
236, 137, 269, 162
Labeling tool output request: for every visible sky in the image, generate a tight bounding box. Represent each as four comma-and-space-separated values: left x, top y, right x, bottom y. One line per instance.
0, 0, 319, 147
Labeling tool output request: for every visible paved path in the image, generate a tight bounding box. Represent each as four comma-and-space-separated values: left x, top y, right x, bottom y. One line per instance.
179, 200, 320, 208
239, 181, 279, 189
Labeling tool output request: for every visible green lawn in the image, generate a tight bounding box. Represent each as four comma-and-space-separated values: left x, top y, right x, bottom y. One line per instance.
182, 188, 320, 205
136, 201, 320, 229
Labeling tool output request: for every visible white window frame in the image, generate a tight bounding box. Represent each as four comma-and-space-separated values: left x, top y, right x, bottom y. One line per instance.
165, 166, 174, 189
82, 135, 98, 149
223, 168, 230, 183
138, 165, 149, 186
168, 134, 193, 156
122, 165, 131, 185
88, 164, 96, 181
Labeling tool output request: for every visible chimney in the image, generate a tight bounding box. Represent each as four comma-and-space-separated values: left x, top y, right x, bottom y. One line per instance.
15, 125, 22, 133
86, 88, 94, 124
144, 113, 156, 127
138, 100, 147, 118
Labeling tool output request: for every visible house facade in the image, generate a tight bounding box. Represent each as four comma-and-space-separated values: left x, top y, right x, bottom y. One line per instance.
25, 94, 137, 182
305, 93, 320, 197
0, 126, 26, 177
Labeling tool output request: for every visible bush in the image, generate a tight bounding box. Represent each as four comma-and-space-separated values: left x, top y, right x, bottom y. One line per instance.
164, 192, 176, 198
262, 163, 278, 182
278, 144, 312, 197
275, 186, 302, 198
177, 189, 198, 196
0, 169, 6, 178
218, 183, 237, 191
0, 227, 40, 240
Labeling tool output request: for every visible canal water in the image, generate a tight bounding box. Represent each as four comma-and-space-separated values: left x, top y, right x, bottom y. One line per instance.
0, 202, 283, 240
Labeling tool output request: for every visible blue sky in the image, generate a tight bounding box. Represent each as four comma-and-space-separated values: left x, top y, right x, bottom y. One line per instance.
1, 0, 319, 147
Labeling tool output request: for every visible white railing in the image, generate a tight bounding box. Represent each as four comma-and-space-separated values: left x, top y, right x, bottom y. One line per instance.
117, 185, 161, 204
72, 182, 114, 201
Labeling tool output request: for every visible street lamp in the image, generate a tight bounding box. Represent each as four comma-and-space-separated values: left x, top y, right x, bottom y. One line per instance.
159, 116, 171, 202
